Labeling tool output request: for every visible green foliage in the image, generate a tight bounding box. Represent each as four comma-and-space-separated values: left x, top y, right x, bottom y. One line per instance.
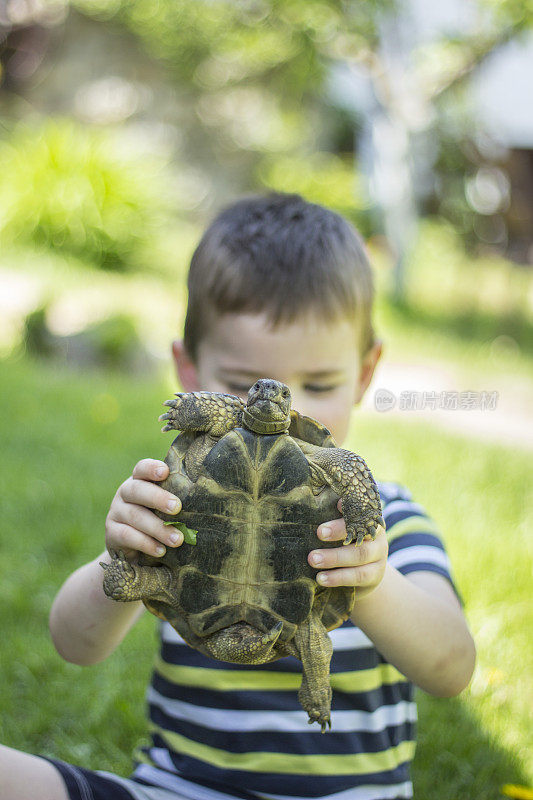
70, 0, 396, 210
0, 118, 168, 270
257, 151, 373, 234
73, 0, 393, 94
1, 356, 531, 795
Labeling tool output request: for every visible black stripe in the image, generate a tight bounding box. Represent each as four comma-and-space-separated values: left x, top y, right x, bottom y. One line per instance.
148, 703, 416, 755
151, 671, 414, 711
160, 643, 381, 673
146, 737, 412, 797
41, 757, 135, 800
397, 562, 450, 579
384, 509, 429, 529
388, 532, 445, 554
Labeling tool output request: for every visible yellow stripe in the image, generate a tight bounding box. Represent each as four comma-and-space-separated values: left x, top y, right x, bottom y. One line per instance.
150, 723, 416, 776
133, 748, 153, 768
386, 515, 441, 544
154, 657, 406, 692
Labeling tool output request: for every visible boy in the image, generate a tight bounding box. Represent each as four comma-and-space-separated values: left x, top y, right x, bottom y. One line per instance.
1, 193, 475, 800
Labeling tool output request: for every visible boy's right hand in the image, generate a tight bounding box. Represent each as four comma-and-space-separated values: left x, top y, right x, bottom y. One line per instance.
105, 459, 183, 561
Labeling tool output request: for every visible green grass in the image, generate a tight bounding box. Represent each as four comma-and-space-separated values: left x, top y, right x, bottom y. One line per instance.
1, 356, 532, 799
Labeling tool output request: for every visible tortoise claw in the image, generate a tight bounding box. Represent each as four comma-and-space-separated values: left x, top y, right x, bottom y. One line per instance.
343, 527, 365, 546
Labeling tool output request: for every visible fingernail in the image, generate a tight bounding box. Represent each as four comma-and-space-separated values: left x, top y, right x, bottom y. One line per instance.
155, 466, 166, 479
168, 532, 181, 545
167, 498, 180, 513
320, 526, 331, 540
317, 573, 329, 584
156, 545, 165, 556
311, 552, 324, 565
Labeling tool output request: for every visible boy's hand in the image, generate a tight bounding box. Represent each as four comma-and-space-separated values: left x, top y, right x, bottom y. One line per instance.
308, 502, 388, 600
105, 459, 183, 561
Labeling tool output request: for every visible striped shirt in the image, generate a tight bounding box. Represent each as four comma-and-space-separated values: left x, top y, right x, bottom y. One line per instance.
132, 481, 456, 800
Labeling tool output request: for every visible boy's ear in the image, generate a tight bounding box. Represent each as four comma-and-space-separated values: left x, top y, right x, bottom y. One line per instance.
355, 339, 383, 404
171, 340, 200, 392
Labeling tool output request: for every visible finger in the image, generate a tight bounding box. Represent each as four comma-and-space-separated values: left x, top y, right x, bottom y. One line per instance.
316, 561, 384, 588
107, 522, 177, 558
109, 500, 183, 548
309, 531, 388, 570
132, 458, 169, 482
317, 518, 346, 541
120, 477, 181, 515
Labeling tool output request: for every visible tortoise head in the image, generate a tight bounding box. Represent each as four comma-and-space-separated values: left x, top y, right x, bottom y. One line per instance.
243, 378, 292, 435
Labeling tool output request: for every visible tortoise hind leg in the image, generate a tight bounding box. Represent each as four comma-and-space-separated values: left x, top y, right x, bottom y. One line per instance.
292, 592, 333, 732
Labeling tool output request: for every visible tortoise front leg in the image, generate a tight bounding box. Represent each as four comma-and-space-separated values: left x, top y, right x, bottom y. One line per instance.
292, 606, 333, 733
159, 391, 244, 436
305, 446, 385, 545
101, 551, 179, 605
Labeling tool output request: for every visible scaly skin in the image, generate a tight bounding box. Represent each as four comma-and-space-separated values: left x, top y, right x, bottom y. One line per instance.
101, 551, 179, 605
304, 445, 385, 545
292, 602, 334, 733
159, 392, 245, 436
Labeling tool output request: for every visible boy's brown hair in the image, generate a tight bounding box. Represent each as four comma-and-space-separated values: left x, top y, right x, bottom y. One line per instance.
184, 193, 376, 359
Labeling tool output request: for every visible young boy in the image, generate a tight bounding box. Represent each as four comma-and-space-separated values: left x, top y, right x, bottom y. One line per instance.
1, 193, 475, 800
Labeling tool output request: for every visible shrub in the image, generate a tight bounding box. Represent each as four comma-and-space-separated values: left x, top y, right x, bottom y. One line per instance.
0, 118, 168, 270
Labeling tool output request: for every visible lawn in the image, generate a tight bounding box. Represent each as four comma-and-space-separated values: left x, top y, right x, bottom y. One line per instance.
1, 355, 531, 799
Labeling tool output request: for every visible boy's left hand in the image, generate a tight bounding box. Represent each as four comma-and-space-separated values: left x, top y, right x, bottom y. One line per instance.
308, 502, 388, 600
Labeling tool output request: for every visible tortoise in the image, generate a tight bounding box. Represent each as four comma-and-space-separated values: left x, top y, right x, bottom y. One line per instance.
102, 378, 385, 731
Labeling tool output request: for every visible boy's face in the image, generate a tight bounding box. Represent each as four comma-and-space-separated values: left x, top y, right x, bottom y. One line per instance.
173, 312, 381, 445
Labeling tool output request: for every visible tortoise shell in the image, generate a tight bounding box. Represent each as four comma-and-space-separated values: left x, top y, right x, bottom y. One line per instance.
141, 409, 355, 655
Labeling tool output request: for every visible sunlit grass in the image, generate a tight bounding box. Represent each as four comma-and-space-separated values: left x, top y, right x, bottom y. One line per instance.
1, 356, 531, 798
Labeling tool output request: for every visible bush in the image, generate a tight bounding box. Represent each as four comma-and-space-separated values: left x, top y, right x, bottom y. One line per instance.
0, 118, 169, 270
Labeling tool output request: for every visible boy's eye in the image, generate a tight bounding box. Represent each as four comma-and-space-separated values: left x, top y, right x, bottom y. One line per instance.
304, 384, 336, 394
226, 383, 251, 394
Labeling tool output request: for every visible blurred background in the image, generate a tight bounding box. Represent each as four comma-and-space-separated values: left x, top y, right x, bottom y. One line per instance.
1, 2, 531, 799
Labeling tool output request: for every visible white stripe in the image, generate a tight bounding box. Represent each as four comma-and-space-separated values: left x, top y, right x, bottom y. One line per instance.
148, 686, 417, 733
382, 500, 426, 520
96, 771, 182, 800
161, 622, 185, 644
161, 622, 372, 651
329, 626, 373, 650
133, 760, 242, 800
133, 761, 413, 800
253, 781, 413, 800
377, 481, 412, 502
388, 545, 451, 572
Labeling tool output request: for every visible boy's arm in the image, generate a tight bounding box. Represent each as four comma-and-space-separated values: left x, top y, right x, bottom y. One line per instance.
350, 565, 475, 697
309, 521, 476, 697
49, 553, 144, 665
49, 459, 183, 665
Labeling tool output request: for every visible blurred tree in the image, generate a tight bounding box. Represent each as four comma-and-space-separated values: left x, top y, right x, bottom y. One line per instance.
2, 0, 532, 289
68, 0, 396, 234
70, 0, 533, 299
